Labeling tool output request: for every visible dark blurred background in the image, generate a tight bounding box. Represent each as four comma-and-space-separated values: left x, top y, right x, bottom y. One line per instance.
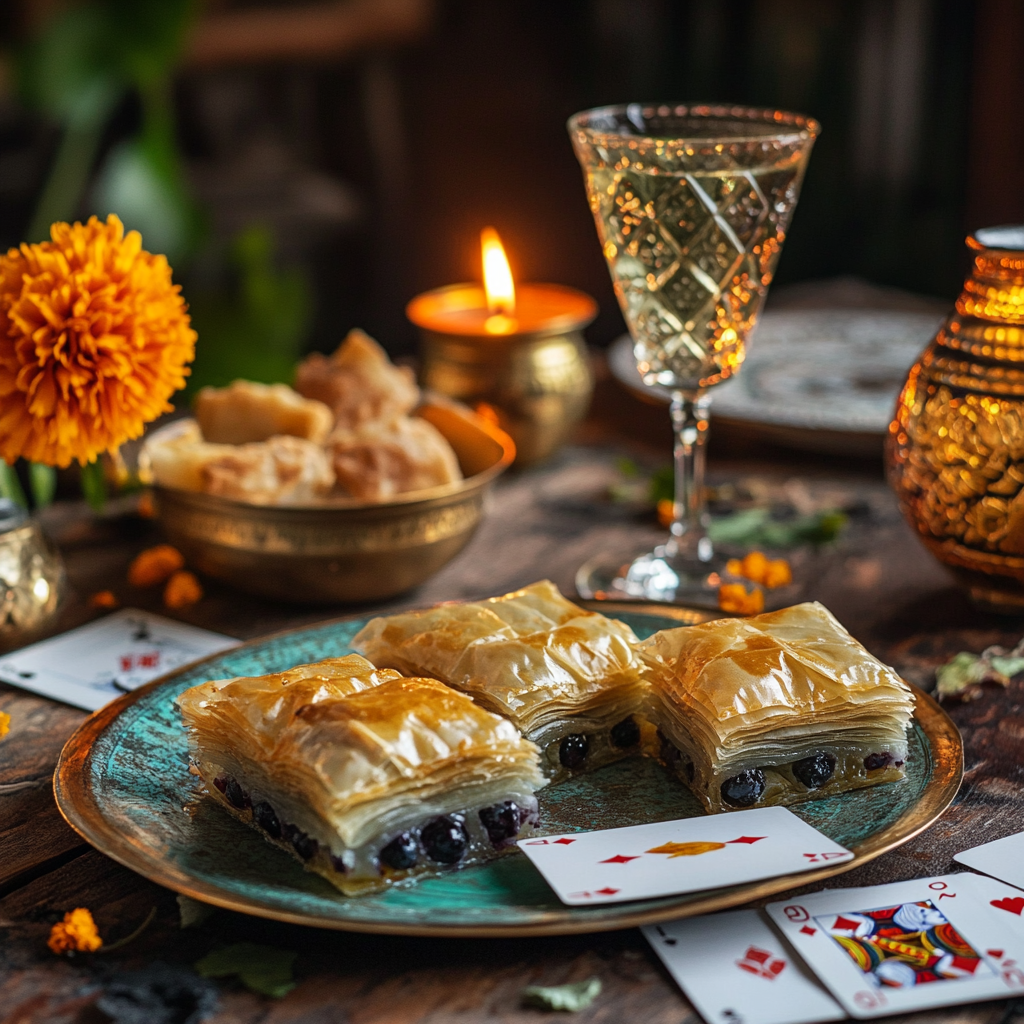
0, 0, 1021, 382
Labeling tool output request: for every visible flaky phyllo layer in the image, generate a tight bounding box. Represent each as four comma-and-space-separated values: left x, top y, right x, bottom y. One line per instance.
636, 602, 915, 813
351, 580, 647, 776
176, 655, 545, 895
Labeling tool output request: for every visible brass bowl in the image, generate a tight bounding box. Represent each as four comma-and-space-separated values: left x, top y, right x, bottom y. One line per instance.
152, 402, 514, 604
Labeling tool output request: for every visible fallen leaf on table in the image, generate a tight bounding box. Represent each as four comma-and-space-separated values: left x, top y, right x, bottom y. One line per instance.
522, 978, 602, 1012
48, 907, 103, 954
195, 942, 297, 998
177, 894, 215, 929
936, 639, 1024, 700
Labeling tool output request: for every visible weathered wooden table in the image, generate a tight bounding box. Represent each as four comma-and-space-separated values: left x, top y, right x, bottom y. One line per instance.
3, 379, 1023, 1024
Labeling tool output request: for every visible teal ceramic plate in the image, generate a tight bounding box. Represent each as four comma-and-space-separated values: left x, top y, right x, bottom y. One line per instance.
55, 604, 963, 937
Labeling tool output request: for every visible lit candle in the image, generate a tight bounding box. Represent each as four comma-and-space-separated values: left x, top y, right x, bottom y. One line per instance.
407, 229, 597, 465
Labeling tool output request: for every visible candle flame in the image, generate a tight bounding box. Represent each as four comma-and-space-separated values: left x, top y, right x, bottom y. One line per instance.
481, 227, 516, 317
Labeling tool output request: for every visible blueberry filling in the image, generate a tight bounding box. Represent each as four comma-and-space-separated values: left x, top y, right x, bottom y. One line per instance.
330, 853, 349, 874
721, 769, 767, 807
658, 730, 682, 766
610, 716, 641, 749
252, 800, 282, 839
479, 801, 526, 846
284, 824, 318, 861
224, 777, 250, 809
212, 775, 227, 793
559, 734, 589, 770
379, 831, 419, 871
792, 752, 837, 790
421, 814, 468, 864
684, 760, 695, 782
864, 751, 894, 771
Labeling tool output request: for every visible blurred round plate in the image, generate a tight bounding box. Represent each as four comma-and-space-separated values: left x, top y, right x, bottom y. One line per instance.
55, 603, 961, 937
608, 310, 942, 456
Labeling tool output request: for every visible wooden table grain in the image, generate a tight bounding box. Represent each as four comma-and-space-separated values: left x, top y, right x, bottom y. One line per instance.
3, 384, 1024, 1024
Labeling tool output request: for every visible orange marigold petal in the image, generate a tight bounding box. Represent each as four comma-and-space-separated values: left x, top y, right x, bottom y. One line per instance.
48, 908, 102, 954
763, 559, 793, 589
164, 570, 203, 609
128, 544, 185, 587
0, 709, 9, 739
0, 215, 196, 467
739, 551, 770, 585
718, 582, 764, 615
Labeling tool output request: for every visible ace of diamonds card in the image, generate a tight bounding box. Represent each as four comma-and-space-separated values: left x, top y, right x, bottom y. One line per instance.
517, 806, 852, 905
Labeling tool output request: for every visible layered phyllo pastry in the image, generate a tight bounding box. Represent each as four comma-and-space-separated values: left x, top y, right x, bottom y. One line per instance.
636, 602, 915, 813
353, 580, 647, 780
177, 655, 545, 895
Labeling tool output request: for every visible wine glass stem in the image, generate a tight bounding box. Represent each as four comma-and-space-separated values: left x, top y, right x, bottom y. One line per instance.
666, 390, 712, 563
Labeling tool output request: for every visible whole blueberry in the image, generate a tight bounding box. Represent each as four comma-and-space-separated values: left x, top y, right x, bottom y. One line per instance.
252, 801, 282, 838
610, 716, 641, 749
284, 824, 318, 861
224, 777, 249, 809
720, 769, 767, 807
792, 752, 837, 790
864, 751, 894, 771
379, 831, 419, 871
421, 815, 468, 864
559, 734, 590, 770
479, 802, 524, 846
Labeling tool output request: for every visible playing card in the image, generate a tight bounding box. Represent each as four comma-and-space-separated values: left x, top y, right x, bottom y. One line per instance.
517, 806, 852, 905
0, 610, 238, 711
955, 831, 1024, 891
766, 872, 1024, 1017
642, 909, 845, 1024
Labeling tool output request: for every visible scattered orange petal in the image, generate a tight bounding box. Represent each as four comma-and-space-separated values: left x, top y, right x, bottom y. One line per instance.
128, 544, 185, 587
48, 908, 102, 954
718, 582, 764, 615
763, 559, 793, 589
725, 557, 744, 577
164, 570, 203, 609
137, 492, 156, 519
656, 498, 674, 528
0, 710, 9, 739
88, 590, 119, 609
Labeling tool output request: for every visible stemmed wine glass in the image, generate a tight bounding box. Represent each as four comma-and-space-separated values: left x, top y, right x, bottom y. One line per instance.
568, 103, 819, 604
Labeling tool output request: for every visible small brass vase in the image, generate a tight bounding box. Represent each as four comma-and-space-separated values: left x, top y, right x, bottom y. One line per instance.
888, 226, 1024, 612
409, 284, 596, 467
0, 499, 66, 651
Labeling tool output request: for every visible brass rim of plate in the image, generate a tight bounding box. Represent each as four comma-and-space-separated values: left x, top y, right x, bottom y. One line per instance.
53, 605, 964, 938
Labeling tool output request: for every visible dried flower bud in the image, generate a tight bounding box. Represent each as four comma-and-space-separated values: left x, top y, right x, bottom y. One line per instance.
164, 570, 203, 609
128, 545, 185, 587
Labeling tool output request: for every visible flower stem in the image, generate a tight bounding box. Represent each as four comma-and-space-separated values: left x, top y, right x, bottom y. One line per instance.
0, 462, 27, 508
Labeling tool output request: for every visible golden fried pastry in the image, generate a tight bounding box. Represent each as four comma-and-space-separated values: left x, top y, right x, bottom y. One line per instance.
353, 580, 647, 780
177, 657, 545, 896
195, 380, 333, 445
142, 419, 334, 504
295, 329, 419, 431
636, 602, 915, 813
329, 415, 462, 501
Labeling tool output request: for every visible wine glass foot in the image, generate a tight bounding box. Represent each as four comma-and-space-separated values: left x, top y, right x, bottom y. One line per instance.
576, 545, 724, 608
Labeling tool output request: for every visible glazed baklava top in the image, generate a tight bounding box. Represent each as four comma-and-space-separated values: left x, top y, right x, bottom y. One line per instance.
351, 580, 644, 734
177, 662, 544, 848
635, 602, 915, 757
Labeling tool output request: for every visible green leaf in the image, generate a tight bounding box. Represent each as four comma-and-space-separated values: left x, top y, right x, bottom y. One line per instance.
176, 894, 215, 929
28, 463, 57, 508
0, 462, 28, 509
521, 978, 602, 1012
990, 655, 1024, 679
80, 459, 108, 512
707, 509, 847, 549
648, 465, 674, 505
195, 942, 297, 998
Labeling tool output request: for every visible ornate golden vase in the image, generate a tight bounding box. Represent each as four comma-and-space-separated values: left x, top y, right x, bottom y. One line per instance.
888, 226, 1024, 612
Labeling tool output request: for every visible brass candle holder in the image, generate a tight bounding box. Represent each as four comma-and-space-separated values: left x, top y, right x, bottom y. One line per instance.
407, 230, 597, 466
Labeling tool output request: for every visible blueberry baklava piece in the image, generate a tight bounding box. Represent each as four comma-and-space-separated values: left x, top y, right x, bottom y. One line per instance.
352, 579, 647, 780
177, 663, 545, 895
636, 602, 915, 813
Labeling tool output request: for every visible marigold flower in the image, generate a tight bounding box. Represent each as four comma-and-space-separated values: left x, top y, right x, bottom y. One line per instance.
164, 569, 203, 609
0, 709, 9, 739
48, 908, 103, 954
762, 559, 792, 589
0, 215, 196, 468
718, 582, 764, 615
725, 551, 792, 589
128, 544, 185, 587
